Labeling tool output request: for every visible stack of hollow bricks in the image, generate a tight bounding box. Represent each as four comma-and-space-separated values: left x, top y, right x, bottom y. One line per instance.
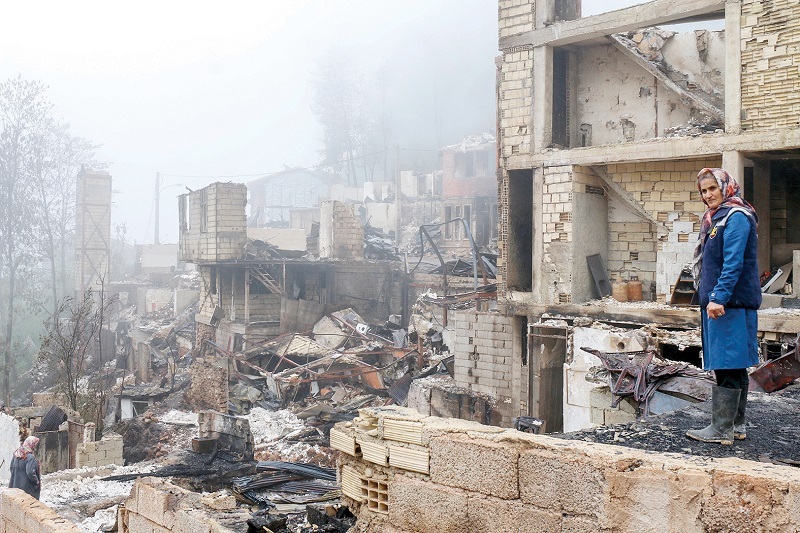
451, 311, 514, 403
740, 0, 800, 130
0, 489, 80, 532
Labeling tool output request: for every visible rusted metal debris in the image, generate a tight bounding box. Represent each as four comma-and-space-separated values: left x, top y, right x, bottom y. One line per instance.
581, 347, 715, 415
750, 346, 800, 393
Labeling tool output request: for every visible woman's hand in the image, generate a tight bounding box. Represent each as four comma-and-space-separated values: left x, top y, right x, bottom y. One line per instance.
707, 301, 725, 319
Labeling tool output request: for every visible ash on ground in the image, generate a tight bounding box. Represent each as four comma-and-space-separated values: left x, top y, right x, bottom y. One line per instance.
556, 383, 800, 465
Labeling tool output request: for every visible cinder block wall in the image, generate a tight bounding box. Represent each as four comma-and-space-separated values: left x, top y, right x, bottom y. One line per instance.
451, 310, 516, 425
333, 407, 800, 533
76, 436, 124, 468
117, 477, 245, 533
0, 488, 80, 532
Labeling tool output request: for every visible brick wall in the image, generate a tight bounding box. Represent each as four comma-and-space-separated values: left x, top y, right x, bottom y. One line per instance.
741, 0, 800, 130
179, 183, 248, 263
498, 48, 533, 158
0, 488, 79, 532
333, 407, 800, 533
605, 157, 720, 298
498, 0, 534, 39
451, 311, 515, 424
76, 435, 124, 468
319, 201, 364, 260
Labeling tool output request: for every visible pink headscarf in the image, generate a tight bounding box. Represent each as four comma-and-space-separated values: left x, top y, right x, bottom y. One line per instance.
13, 436, 39, 459
692, 168, 758, 284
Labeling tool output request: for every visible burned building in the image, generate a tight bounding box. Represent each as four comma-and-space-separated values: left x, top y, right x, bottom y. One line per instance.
433, 0, 800, 431
178, 183, 406, 354
440, 133, 499, 253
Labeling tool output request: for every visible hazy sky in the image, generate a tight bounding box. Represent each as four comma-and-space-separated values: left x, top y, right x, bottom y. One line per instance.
0, 1, 718, 245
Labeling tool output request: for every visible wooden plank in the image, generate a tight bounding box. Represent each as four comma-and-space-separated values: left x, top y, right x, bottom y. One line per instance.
330, 427, 357, 456
388, 445, 430, 474
382, 419, 424, 445
500, 0, 725, 50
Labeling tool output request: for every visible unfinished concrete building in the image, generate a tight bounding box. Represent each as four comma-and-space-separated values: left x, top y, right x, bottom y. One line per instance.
436, 0, 800, 431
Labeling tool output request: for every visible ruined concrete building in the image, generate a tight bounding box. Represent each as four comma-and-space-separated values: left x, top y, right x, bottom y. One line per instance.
440, 133, 499, 254
178, 183, 405, 353
430, 0, 800, 431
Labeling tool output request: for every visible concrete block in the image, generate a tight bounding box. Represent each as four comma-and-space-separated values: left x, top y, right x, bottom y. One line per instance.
134, 479, 186, 529
388, 476, 468, 533
173, 509, 214, 533
605, 465, 710, 532
128, 512, 157, 533
466, 493, 562, 532
430, 433, 519, 500
518, 446, 608, 521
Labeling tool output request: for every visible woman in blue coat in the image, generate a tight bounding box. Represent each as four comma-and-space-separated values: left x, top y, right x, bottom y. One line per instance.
9, 436, 41, 499
686, 168, 760, 445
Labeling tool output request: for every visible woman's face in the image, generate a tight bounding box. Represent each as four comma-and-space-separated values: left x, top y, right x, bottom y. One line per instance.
699, 177, 723, 209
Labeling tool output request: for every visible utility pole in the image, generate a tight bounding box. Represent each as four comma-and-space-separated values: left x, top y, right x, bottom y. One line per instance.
154, 172, 160, 245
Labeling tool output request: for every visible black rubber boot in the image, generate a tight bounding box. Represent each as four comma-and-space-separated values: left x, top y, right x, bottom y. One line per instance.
686, 386, 740, 445
734, 387, 747, 440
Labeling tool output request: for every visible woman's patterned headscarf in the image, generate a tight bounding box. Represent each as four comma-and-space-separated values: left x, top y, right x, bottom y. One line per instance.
691, 168, 758, 285
13, 435, 39, 459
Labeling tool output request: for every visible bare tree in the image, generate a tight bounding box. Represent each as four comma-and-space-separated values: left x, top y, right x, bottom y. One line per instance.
0, 77, 51, 405
30, 122, 98, 312
38, 285, 115, 421
311, 53, 387, 186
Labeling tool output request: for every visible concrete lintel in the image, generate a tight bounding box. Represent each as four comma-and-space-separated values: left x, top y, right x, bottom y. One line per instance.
504, 127, 800, 169
588, 165, 658, 225
500, 0, 725, 51
514, 302, 700, 328
608, 35, 723, 121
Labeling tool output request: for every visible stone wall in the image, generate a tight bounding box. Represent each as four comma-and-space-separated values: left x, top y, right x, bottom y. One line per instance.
741, 0, 800, 130
0, 488, 80, 532
334, 407, 800, 533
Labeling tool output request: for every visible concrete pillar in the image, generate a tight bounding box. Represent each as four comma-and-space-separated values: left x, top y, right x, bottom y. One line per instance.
753, 161, 771, 274
724, 0, 742, 133
532, 46, 553, 153
793, 250, 800, 297
722, 151, 746, 183
535, 0, 555, 28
